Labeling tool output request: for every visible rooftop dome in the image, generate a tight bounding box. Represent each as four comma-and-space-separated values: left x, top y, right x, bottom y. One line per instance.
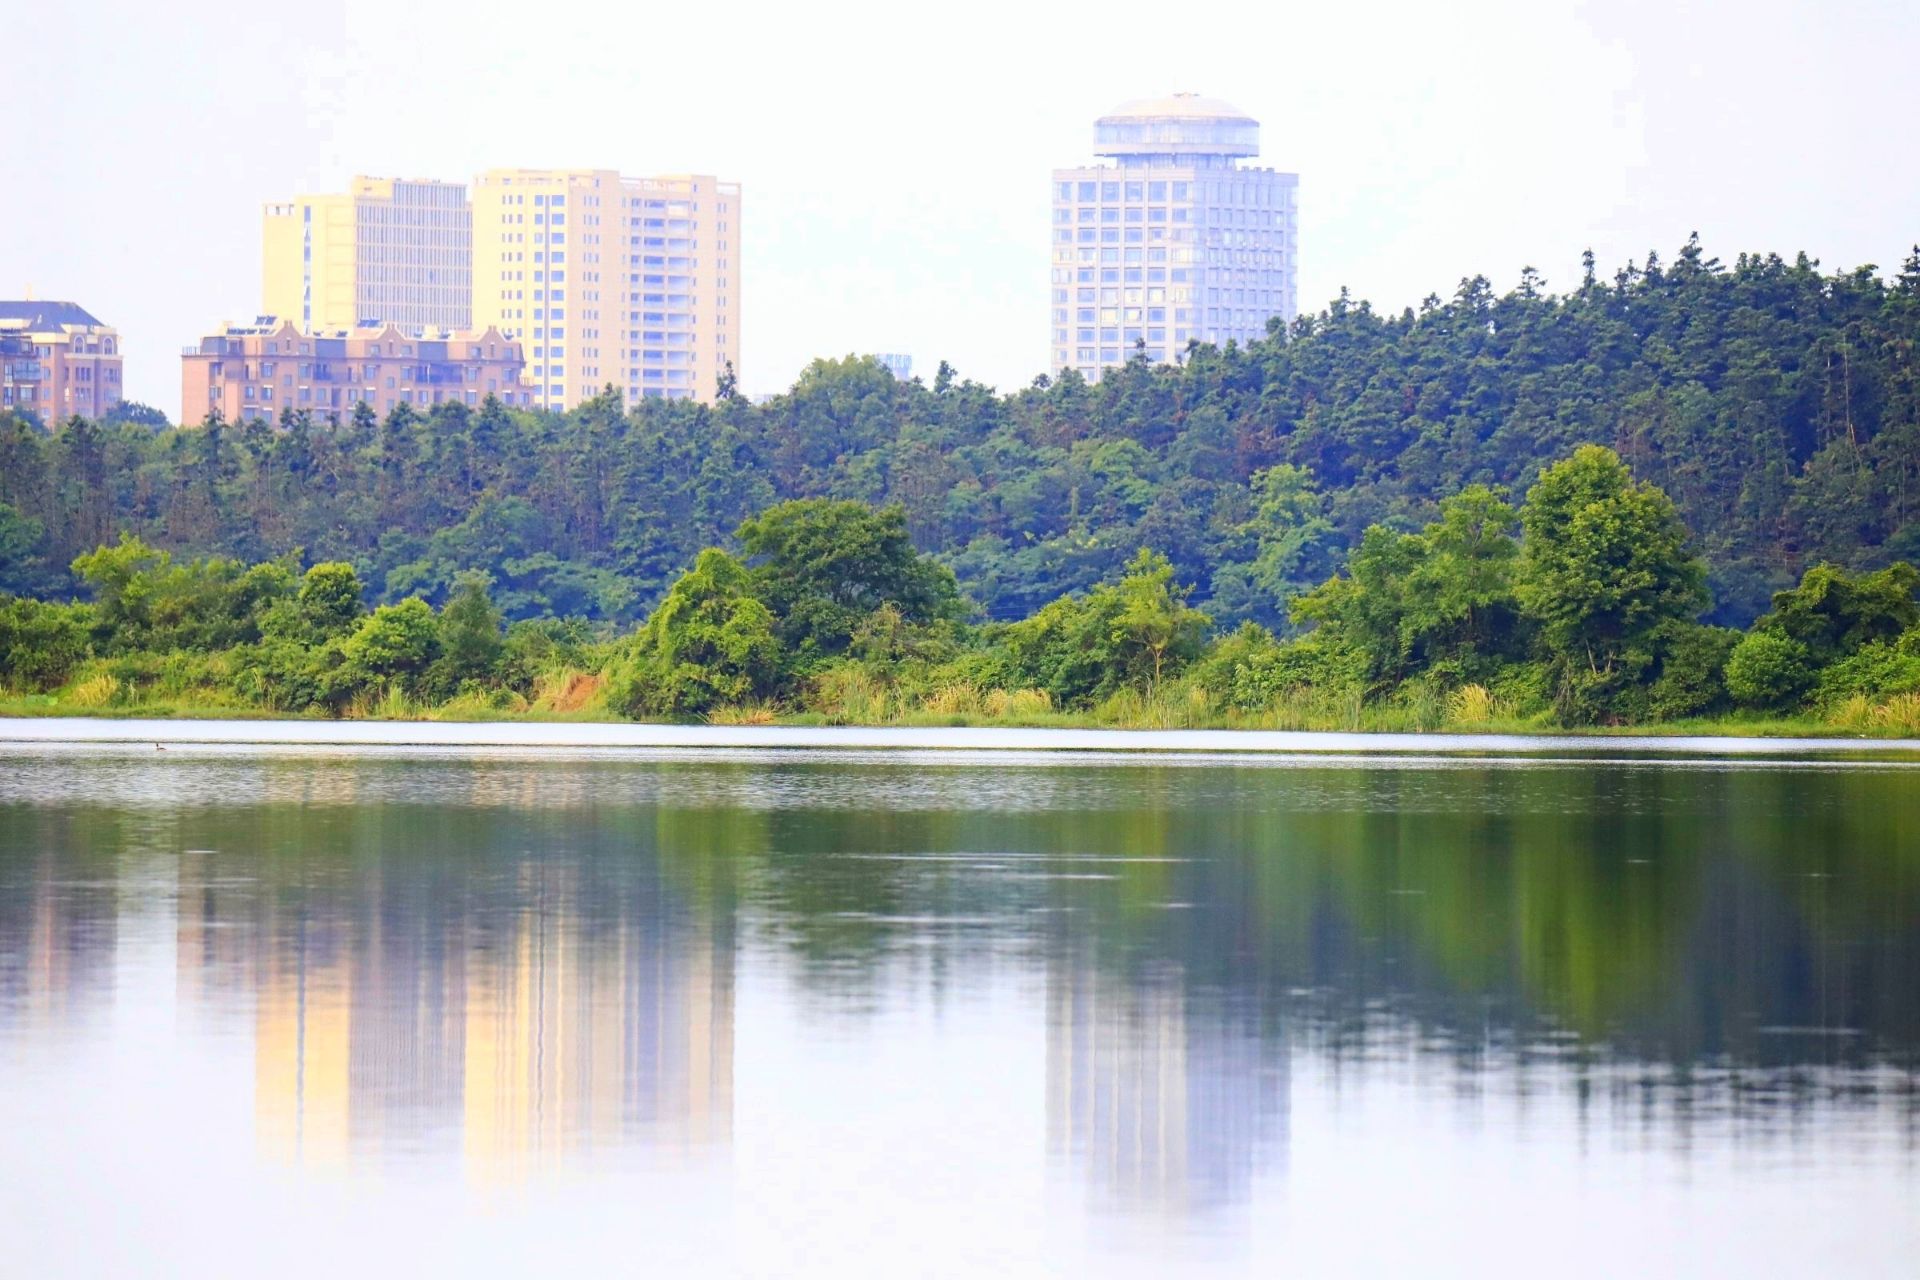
1093, 92, 1259, 160
1098, 92, 1255, 124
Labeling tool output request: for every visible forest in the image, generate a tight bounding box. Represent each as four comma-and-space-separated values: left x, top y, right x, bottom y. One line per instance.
2, 239, 1919, 731
3, 447, 1917, 732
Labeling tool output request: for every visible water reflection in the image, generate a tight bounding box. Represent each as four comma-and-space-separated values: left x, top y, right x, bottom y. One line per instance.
1047, 961, 1286, 1214
0, 751, 1917, 1244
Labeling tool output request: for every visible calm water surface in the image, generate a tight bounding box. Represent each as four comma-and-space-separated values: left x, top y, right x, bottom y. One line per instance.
1, 745, 1916, 1276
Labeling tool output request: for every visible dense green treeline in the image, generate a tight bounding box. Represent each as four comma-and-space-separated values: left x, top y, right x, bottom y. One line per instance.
3, 239, 1920, 631
4, 446, 1917, 731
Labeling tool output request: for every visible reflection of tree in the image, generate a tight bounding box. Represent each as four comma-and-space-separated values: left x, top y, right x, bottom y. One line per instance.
7, 752, 1918, 1193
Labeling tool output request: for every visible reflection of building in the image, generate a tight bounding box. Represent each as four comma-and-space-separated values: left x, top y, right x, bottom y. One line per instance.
1047, 964, 1286, 1214
0, 300, 124, 422
0, 856, 117, 1033
1049, 93, 1299, 381
255, 926, 354, 1168
225, 860, 733, 1179
463, 904, 733, 1183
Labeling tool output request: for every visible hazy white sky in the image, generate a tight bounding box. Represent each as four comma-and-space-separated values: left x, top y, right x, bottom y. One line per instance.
8, 0, 1917, 410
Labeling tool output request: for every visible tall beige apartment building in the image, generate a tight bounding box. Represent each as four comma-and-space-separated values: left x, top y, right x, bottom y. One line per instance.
263, 177, 472, 332
471, 168, 740, 409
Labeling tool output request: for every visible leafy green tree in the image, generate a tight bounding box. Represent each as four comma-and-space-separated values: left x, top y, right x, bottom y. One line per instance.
614, 548, 779, 716
339, 598, 440, 694
431, 572, 505, 692
71, 536, 294, 653
1517, 446, 1709, 715
298, 562, 365, 639
736, 499, 961, 667
1752, 562, 1919, 662
1418, 486, 1525, 656
1725, 630, 1815, 710
1291, 486, 1523, 686
998, 549, 1209, 704
0, 598, 92, 691
102, 401, 170, 430
1645, 622, 1739, 720
0, 502, 58, 596
1110, 548, 1213, 688
1207, 464, 1336, 630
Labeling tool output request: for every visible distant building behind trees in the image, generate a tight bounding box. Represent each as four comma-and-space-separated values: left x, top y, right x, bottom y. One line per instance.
179, 317, 530, 424
253, 167, 744, 413
0, 300, 123, 424
1050, 93, 1298, 381
262, 177, 474, 333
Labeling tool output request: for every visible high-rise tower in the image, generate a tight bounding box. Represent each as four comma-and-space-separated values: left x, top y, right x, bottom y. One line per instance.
1050, 94, 1298, 380
263, 177, 473, 332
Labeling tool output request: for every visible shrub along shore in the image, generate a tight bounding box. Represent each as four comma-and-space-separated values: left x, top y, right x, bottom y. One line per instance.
3, 445, 1918, 738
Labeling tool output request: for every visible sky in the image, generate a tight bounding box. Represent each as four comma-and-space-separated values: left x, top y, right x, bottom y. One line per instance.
7, 0, 1918, 412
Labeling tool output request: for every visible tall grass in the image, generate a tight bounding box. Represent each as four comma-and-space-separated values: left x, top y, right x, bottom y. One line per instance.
1829, 692, 1920, 735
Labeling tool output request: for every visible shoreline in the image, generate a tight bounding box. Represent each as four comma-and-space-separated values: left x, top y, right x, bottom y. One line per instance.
3, 716, 1918, 758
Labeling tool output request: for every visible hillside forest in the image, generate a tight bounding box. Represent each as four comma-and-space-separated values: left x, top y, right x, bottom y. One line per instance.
3, 240, 1919, 731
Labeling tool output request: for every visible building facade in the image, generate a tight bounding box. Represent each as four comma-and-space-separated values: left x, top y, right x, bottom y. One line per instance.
471, 168, 740, 409
1050, 94, 1298, 381
180, 318, 528, 424
0, 300, 124, 422
263, 177, 473, 332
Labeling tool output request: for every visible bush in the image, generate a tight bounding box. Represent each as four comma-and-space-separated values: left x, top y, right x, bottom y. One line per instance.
1186, 623, 1363, 713
0, 597, 93, 691
613, 548, 780, 717
1725, 631, 1815, 710
1814, 635, 1920, 707
339, 598, 440, 696
1646, 623, 1739, 720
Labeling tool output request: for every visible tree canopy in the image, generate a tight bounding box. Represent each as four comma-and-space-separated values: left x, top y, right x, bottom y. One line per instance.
2, 241, 1917, 636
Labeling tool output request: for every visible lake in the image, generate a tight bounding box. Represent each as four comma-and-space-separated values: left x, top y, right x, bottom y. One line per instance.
1, 739, 1916, 1275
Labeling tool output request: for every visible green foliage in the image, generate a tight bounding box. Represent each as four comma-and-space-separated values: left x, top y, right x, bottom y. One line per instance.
8, 452, 1920, 733
3, 243, 1918, 635
1206, 465, 1336, 631
1517, 446, 1710, 666
736, 499, 962, 669
431, 573, 506, 694
297, 562, 365, 639
1645, 623, 1739, 720
613, 549, 780, 717
339, 598, 440, 694
996, 549, 1210, 705
501, 617, 600, 689
1513, 446, 1710, 720
1292, 485, 1523, 687
1753, 562, 1919, 663
0, 502, 60, 597
1190, 623, 1365, 712
1813, 634, 1920, 706
0, 597, 93, 691
71, 535, 297, 653
1725, 631, 1816, 710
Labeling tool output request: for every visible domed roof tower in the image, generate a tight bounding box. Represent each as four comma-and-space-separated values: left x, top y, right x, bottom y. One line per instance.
1093, 92, 1260, 163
